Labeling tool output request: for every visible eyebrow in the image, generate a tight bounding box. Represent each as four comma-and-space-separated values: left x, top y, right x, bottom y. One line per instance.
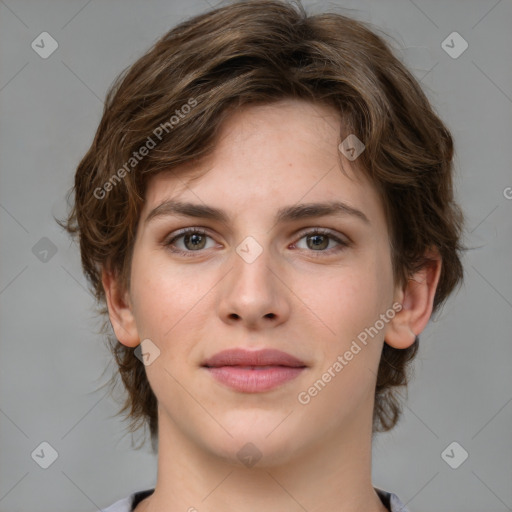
144, 199, 370, 226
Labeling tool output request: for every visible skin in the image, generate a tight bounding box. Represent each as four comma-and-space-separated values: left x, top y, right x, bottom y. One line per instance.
103, 98, 441, 512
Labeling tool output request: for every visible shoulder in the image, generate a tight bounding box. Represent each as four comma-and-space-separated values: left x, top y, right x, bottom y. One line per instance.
101, 495, 132, 512
101, 489, 155, 512
375, 486, 411, 512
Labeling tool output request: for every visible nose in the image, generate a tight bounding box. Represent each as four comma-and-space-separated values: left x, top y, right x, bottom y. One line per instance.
216, 239, 291, 330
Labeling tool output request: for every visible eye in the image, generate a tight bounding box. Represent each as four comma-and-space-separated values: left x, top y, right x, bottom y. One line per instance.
293, 228, 349, 255
163, 227, 350, 258
163, 227, 217, 256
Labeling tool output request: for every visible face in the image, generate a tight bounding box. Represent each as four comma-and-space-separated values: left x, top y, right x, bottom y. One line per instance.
123, 99, 399, 465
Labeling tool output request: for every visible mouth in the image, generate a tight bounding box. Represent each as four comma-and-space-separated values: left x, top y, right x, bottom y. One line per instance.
202, 348, 307, 393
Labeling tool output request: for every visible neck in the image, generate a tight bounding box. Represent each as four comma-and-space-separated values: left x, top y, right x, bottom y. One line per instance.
139, 401, 388, 512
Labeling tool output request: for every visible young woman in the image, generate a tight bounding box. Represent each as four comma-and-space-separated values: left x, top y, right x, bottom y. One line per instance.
59, 1, 464, 511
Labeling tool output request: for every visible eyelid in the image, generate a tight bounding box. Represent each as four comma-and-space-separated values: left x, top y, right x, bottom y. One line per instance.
290, 227, 351, 255
293, 226, 351, 243
163, 226, 215, 246
162, 225, 351, 255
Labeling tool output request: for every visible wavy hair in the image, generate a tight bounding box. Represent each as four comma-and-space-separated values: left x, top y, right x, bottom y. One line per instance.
57, 0, 464, 450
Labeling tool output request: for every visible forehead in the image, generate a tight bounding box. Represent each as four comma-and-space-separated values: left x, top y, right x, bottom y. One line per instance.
140, 99, 384, 226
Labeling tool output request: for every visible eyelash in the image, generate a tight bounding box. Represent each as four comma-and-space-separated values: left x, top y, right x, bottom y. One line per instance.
163, 227, 350, 258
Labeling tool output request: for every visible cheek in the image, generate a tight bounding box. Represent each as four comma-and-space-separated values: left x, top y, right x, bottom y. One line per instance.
129, 253, 216, 354
312, 254, 394, 347
129, 254, 184, 339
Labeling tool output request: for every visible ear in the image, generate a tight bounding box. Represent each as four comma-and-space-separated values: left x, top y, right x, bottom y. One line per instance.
102, 268, 140, 347
386, 248, 442, 349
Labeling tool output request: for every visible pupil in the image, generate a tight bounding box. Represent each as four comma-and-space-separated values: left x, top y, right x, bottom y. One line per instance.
187, 233, 204, 250
309, 234, 327, 250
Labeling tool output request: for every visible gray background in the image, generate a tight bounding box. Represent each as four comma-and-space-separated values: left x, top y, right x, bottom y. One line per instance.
1, 1, 511, 511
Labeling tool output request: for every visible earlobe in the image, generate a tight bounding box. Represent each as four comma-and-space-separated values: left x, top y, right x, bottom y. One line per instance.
385, 249, 442, 349
101, 268, 140, 347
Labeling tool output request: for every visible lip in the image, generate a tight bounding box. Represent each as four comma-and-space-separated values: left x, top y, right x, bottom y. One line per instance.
202, 348, 307, 393
203, 348, 306, 368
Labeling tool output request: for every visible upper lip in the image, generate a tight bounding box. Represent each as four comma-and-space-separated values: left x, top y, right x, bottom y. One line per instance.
202, 348, 307, 368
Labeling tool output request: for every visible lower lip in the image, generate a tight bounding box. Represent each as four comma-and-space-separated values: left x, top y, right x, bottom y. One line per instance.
204, 366, 306, 392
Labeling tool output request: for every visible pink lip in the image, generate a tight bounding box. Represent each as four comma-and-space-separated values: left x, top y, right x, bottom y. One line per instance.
202, 348, 307, 393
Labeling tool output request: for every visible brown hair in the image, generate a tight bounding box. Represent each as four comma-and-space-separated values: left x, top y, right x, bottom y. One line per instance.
57, 0, 464, 450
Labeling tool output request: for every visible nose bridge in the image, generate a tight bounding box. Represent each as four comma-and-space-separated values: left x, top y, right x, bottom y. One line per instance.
232, 233, 275, 297
217, 232, 288, 326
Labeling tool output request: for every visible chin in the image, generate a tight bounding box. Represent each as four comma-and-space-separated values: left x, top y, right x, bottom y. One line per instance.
202, 417, 308, 469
